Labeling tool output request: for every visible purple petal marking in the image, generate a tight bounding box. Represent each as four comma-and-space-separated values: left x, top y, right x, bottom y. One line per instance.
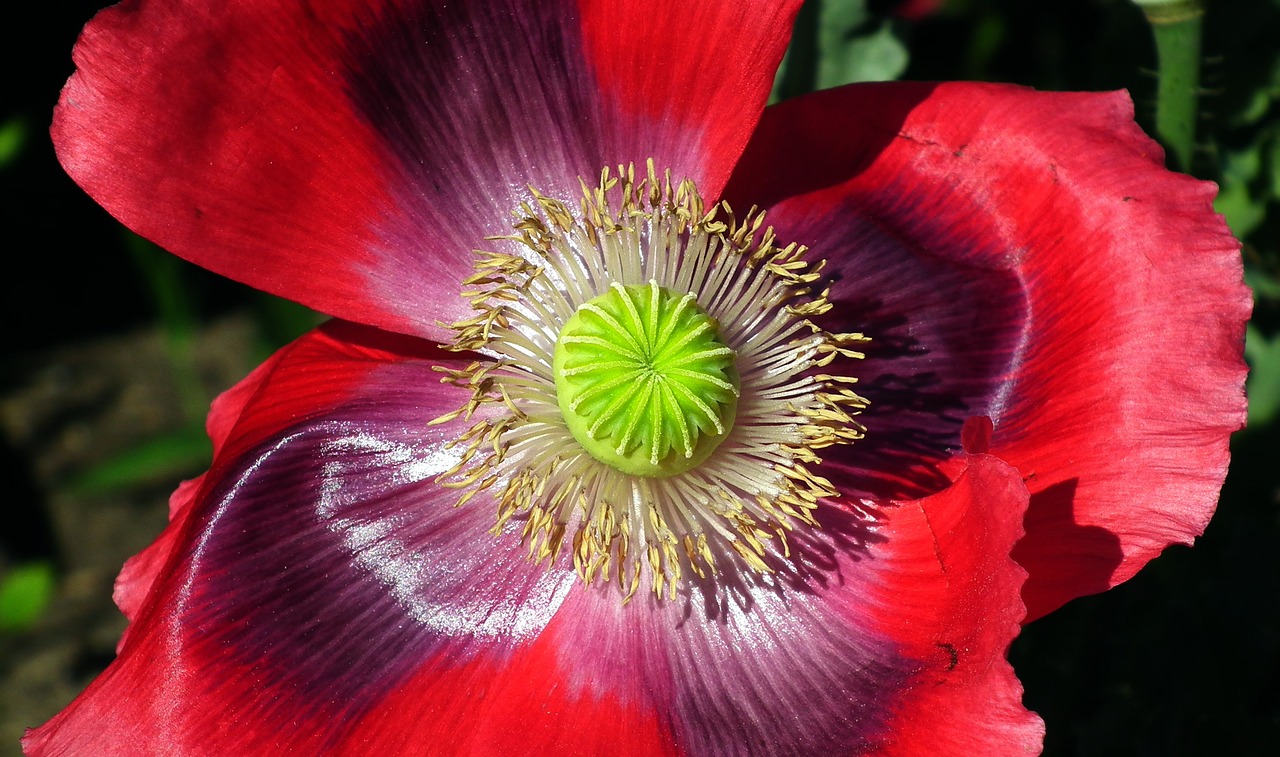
341, 0, 613, 331
764, 186, 1029, 502
552, 505, 916, 757
180, 366, 573, 720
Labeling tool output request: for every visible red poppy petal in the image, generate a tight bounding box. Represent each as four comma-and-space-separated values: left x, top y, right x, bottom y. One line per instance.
25, 324, 575, 755
113, 334, 295, 626
523, 455, 1038, 757
340, 634, 681, 757
724, 83, 1028, 504
54, 0, 797, 341
874, 454, 1044, 756
113, 321, 433, 629
724, 81, 1248, 620
579, 0, 801, 196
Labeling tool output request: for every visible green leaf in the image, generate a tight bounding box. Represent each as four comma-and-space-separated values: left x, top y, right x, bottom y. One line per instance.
1269, 130, 1280, 201
0, 117, 28, 168
70, 426, 212, 494
1216, 180, 1267, 240
820, 0, 870, 31
0, 562, 56, 632
772, 0, 907, 101
1246, 324, 1280, 429
1234, 89, 1272, 127
1246, 268, 1280, 301
1216, 146, 1266, 239
818, 19, 910, 88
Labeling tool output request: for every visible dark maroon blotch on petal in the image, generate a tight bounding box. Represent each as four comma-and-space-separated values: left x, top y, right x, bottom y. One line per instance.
342, 0, 609, 266
804, 201, 1028, 502
176, 398, 570, 736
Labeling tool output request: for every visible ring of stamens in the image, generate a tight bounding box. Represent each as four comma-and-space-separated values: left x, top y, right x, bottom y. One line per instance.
434, 161, 868, 600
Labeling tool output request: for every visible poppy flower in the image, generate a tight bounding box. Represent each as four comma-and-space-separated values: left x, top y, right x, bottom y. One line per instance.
32, 0, 1247, 755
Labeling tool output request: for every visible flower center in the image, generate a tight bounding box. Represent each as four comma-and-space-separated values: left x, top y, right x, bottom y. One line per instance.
436, 162, 868, 600
553, 282, 739, 477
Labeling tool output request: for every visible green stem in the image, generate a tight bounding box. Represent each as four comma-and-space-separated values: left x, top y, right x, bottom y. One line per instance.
1138, 0, 1205, 172
125, 232, 208, 425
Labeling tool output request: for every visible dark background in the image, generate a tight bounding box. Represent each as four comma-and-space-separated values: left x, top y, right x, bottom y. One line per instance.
3, 1, 1278, 755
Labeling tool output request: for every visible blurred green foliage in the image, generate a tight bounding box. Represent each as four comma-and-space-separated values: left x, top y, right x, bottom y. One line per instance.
774, 0, 908, 99
0, 118, 26, 169
1246, 323, 1280, 425
0, 563, 55, 634
65, 235, 321, 498
70, 428, 213, 495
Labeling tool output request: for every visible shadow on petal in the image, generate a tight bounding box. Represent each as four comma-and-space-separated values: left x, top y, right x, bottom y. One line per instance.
685, 500, 888, 624
1013, 478, 1126, 619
